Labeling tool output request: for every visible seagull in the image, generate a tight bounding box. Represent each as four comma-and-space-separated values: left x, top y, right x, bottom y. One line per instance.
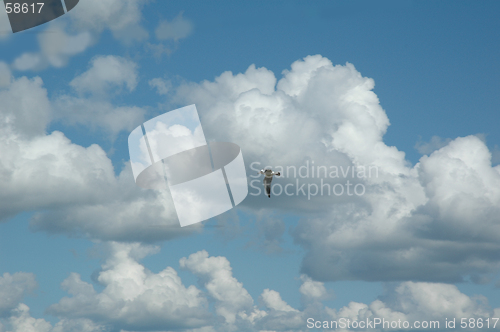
259, 169, 281, 198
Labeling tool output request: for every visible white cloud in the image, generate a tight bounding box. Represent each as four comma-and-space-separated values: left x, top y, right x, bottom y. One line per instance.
3, 250, 497, 332
0, 8, 11, 40
0, 74, 191, 242
295, 135, 500, 282
0, 272, 103, 331
48, 248, 311, 331
0, 76, 51, 138
53, 97, 145, 135
299, 275, 329, 301
28, 164, 196, 242
0, 62, 12, 88
3, 52, 500, 288
4, 303, 104, 332
147, 12, 194, 58
387, 282, 490, 320
69, 55, 138, 96
68, 0, 148, 44
11, 0, 151, 72
149, 78, 172, 95
48, 55, 145, 136
325, 282, 495, 331
180, 250, 256, 325
11, 53, 43, 72
155, 12, 194, 42
12, 22, 92, 71
38, 23, 93, 68
48, 243, 210, 331
172, 54, 500, 283
0, 273, 36, 317
261, 289, 298, 312
8, 304, 52, 332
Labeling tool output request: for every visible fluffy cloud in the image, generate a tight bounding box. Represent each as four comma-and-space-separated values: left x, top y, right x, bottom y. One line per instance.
4, 52, 500, 286
68, 0, 148, 44
0, 76, 51, 138
69, 55, 138, 96
299, 275, 329, 301
53, 97, 145, 135
51, 55, 145, 135
149, 77, 172, 95
0, 75, 117, 222
146, 12, 194, 58
172, 55, 500, 283
180, 250, 257, 325
48, 243, 210, 331
3, 249, 499, 332
0, 272, 104, 332
0, 273, 36, 317
50, 55, 145, 135
155, 12, 194, 42
53, 248, 500, 331
325, 282, 496, 331
0, 73, 191, 241
11, 0, 150, 72
49, 247, 313, 331
4, 304, 105, 332
12, 22, 93, 71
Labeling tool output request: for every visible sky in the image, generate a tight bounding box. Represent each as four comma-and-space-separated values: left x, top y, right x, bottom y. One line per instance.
1, 1, 500, 331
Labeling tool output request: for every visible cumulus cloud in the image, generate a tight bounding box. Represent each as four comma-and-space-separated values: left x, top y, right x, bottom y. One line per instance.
0, 272, 104, 332
69, 55, 138, 96
3, 52, 500, 286
53, 97, 145, 135
10, 0, 151, 72
2, 250, 499, 332
172, 54, 500, 283
48, 243, 210, 331
49, 247, 312, 331
147, 12, 194, 58
0, 273, 36, 317
49, 55, 145, 136
325, 282, 496, 331
4, 303, 104, 332
149, 77, 172, 95
0, 73, 192, 242
180, 250, 257, 325
67, 0, 148, 44
12, 22, 93, 71
0, 76, 51, 138
155, 12, 194, 42
299, 275, 330, 302
8, 304, 53, 332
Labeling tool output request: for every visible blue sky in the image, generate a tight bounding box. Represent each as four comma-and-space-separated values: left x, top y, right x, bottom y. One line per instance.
1, 1, 500, 331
